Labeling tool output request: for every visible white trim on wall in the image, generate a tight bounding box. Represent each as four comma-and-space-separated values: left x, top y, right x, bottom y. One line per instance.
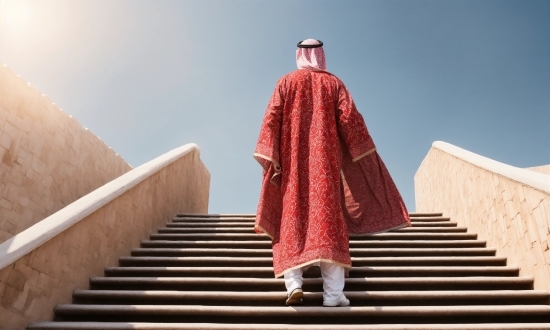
432, 141, 550, 195
0, 143, 200, 271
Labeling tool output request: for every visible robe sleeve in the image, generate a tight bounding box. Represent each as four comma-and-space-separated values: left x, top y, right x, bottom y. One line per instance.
254, 79, 284, 185
336, 83, 376, 162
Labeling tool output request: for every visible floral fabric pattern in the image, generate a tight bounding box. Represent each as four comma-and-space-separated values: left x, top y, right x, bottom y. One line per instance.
254, 69, 410, 278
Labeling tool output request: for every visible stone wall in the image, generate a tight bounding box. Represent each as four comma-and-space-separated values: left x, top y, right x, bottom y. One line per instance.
415, 146, 550, 291
527, 165, 550, 176
0, 148, 210, 329
0, 62, 132, 244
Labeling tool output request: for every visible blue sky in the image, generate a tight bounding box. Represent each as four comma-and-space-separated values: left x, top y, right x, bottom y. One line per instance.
1, 0, 548, 213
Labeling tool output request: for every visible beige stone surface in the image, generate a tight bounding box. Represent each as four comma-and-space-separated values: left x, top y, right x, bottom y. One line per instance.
0, 148, 210, 329
0, 62, 132, 244
415, 147, 550, 292
526, 165, 550, 176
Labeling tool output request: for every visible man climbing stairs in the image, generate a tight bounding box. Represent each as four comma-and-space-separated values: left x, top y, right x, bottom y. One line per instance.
28, 213, 550, 329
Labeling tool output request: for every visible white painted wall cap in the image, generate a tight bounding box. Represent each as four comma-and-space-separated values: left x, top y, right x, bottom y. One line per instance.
0, 143, 200, 271
432, 141, 550, 194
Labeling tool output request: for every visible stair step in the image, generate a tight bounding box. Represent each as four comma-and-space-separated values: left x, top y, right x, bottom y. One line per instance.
173, 217, 255, 223
142, 240, 273, 248
409, 212, 444, 217
149, 233, 478, 241
165, 221, 459, 228
166, 222, 256, 227
90, 276, 534, 291
140, 240, 487, 249
105, 266, 518, 278
405, 217, 451, 222
52, 304, 550, 323
118, 256, 506, 267
171, 218, 254, 224
27, 321, 550, 330
174, 213, 444, 218
72, 290, 549, 306
396, 227, 466, 232
170, 217, 451, 226
177, 213, 257, 218
411, 222, 457, 227
156, 227, 468, 234
131, 247, 496, 257
171, 217, 457, 228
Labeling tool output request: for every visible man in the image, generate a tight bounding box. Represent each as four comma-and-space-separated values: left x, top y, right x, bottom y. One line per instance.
254, 39, 410, 307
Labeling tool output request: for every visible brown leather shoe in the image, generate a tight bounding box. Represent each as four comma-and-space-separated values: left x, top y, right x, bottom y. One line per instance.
285, 288, 304, 306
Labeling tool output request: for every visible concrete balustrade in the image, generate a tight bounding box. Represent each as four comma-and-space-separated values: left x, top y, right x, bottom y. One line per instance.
0, 60, 211, 330
415, 141, 550, 291
0, 143, 210, 329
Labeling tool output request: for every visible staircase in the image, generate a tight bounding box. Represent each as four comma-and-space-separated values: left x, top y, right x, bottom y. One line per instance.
29, 213, 550, 330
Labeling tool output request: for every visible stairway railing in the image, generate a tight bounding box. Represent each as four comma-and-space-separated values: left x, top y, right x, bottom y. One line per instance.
0, 143, 210, 329
415, 141, 550, 292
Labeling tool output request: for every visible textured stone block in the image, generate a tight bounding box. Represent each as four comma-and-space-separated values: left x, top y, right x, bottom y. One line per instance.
6, 269, 25, 291
1, 284, 23, 309
0, 132, 11, 149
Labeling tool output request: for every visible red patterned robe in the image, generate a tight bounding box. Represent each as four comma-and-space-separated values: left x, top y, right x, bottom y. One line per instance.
254, 69, 410, 278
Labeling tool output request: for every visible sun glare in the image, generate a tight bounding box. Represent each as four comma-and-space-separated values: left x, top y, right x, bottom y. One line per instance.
0, 0, 33, 33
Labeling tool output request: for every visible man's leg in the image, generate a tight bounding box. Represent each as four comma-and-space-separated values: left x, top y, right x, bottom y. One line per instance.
319, 262, 350, 307
284, 268, 304, 305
